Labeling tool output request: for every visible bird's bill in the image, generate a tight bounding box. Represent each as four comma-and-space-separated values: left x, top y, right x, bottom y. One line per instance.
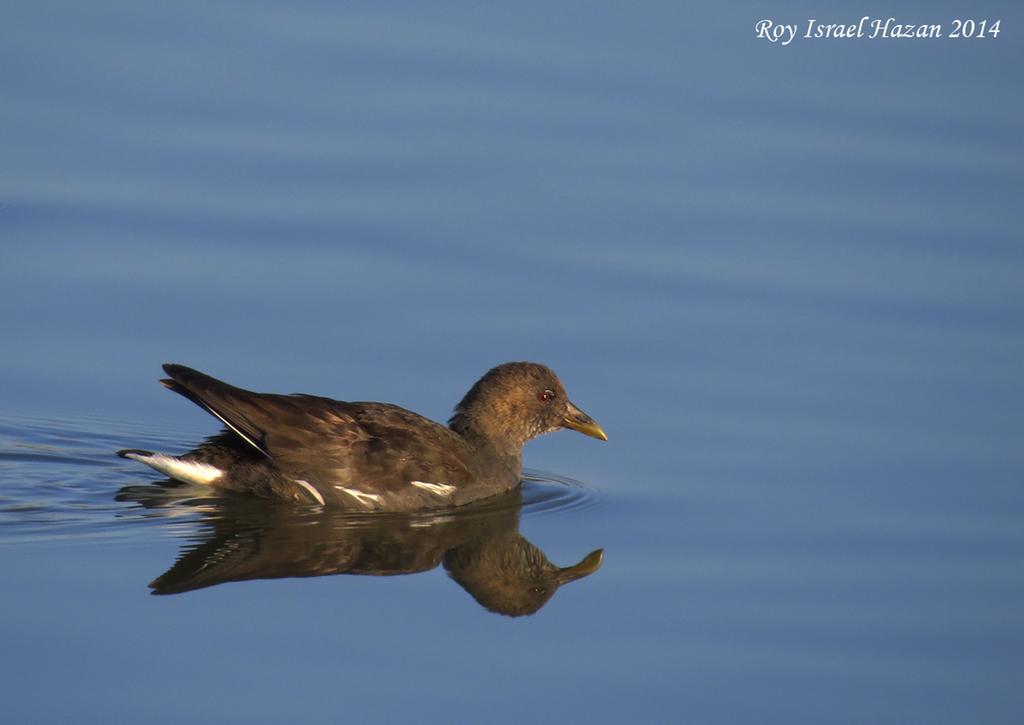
557, 549, 604, 583
562, 401, 609, 441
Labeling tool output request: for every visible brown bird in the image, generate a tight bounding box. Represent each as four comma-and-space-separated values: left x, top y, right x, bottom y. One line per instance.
118, 362, 607, 510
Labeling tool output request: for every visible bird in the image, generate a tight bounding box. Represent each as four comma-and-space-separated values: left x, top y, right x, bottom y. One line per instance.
118, 362, 607, 511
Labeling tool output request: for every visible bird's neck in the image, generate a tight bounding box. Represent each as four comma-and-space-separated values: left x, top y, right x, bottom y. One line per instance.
448, 421, 523, 496
450, 416, 523, 475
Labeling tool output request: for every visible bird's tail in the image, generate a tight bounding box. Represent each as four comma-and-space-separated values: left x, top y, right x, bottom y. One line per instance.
117, 449, 223, 485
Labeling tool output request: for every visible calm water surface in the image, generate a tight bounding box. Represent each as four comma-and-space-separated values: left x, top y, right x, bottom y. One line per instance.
2, 1, 1022, 723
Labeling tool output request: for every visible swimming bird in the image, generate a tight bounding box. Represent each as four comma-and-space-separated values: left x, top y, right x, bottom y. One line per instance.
118, 362, 607, 510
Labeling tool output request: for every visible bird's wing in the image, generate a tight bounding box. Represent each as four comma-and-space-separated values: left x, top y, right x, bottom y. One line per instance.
281, 400, 477, 493
161, 364, 316, 457
160, 364, 474, 491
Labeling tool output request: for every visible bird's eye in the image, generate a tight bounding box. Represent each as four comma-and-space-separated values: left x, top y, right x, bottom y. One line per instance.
538, 389, 555, 402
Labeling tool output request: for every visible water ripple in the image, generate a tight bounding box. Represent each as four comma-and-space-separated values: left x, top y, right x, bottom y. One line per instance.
521, 469, 602, 516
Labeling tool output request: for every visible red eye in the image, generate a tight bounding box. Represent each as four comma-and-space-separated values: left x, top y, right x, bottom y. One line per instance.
538, 389, 555, 402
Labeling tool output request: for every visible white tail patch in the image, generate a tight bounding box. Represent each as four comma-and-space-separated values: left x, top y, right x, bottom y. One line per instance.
293, 479, 325, 506
334, 486, 382, 508
122, 452, 223, 485
411, 480, 456, 497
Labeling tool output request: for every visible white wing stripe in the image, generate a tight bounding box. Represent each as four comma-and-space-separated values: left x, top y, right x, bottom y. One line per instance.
411, 480, 456, 497
200, 404, 269, 457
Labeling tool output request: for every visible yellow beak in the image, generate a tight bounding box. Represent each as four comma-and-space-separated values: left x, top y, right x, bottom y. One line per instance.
562, 401, 608, 441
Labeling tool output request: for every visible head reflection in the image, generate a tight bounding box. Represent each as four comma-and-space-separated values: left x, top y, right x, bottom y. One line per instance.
118, 485, 602, 617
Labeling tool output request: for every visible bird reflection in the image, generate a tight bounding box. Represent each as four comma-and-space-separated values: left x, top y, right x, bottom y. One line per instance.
116, 482, 602, 617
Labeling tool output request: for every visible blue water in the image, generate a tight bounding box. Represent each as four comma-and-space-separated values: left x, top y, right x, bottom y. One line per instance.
2, 1, 1022, 723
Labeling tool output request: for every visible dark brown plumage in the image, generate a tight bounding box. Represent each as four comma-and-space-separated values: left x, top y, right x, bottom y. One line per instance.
118, 362, 607, 511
